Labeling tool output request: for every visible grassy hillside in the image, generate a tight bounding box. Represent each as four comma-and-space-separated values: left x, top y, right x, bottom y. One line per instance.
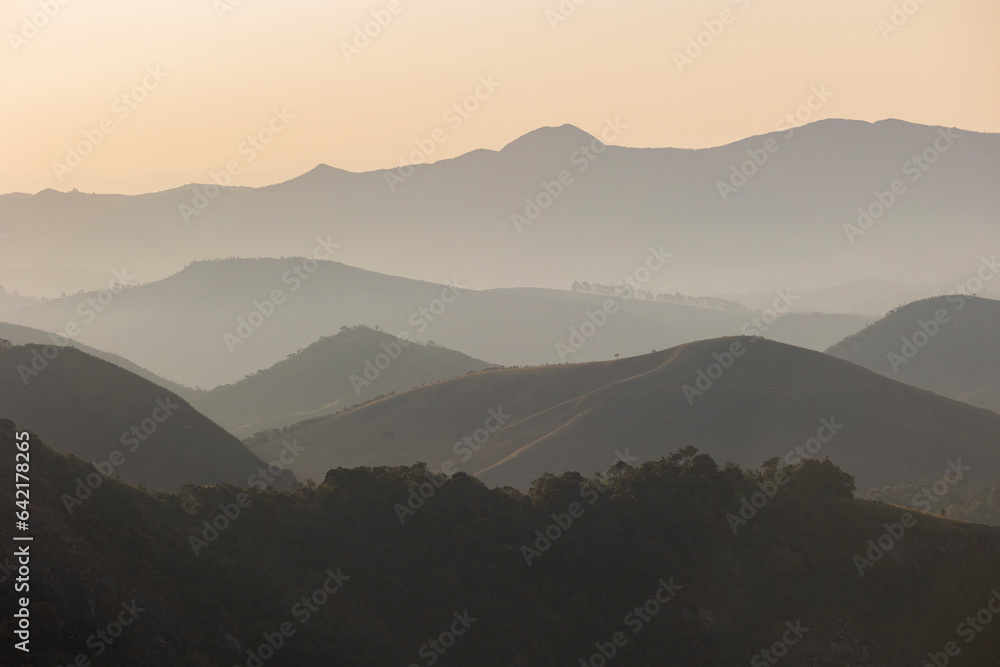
193, 326, 492, 437
251, 337, 1000, 492
3, 421, 1000, 665
867, 476, 1000, 526
0, 345, 291, 492
827, 295, 1000, 413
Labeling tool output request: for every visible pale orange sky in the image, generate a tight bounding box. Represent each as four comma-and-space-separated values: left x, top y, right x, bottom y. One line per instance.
1, 0, 997, 195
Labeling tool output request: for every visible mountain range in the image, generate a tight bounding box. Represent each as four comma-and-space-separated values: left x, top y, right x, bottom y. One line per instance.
1, 119, 997, 303
0, 258, 870, 388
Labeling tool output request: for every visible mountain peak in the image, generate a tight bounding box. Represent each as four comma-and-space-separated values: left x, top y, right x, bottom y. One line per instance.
501, 124, 599, 153
278, 163, 354, 188
305, 163, 337, 174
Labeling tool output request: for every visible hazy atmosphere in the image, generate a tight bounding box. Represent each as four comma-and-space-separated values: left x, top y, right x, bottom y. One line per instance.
2, 1, 1000, 665
2, 0, 998, 194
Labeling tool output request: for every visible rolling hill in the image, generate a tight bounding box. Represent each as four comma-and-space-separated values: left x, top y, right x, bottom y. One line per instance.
0, 320, 199, 400
0, 258, 871, 388
250, 337, 1000, 491
1, 120, 997, 301
0, 344, 292, 492
192, 326, 492, 438
827, 294, 1000, 413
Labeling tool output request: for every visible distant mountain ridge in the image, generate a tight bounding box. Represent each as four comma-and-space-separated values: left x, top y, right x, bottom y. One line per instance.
1, 119, 996, 299
571, 281, 750, 313
0, 258, 870, 387
192, 325, 492, 438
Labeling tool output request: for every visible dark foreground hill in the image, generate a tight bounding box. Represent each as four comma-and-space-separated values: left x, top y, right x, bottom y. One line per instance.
3, 422, 1000, 666
0, 345, 291, 492
250, 336, 1000, 492
193, 326, 492, 438
827, 295, 1000, 413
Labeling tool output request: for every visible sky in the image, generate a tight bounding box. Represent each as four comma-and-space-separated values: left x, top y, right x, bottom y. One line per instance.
1, 0, 997, 195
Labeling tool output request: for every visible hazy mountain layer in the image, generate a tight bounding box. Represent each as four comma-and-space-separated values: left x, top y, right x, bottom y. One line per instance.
828, 295, 1000, 413
193, 326, 492, 438
1, 120, 997, 298
0, 321, 198, 400
0, 258, 870, 388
